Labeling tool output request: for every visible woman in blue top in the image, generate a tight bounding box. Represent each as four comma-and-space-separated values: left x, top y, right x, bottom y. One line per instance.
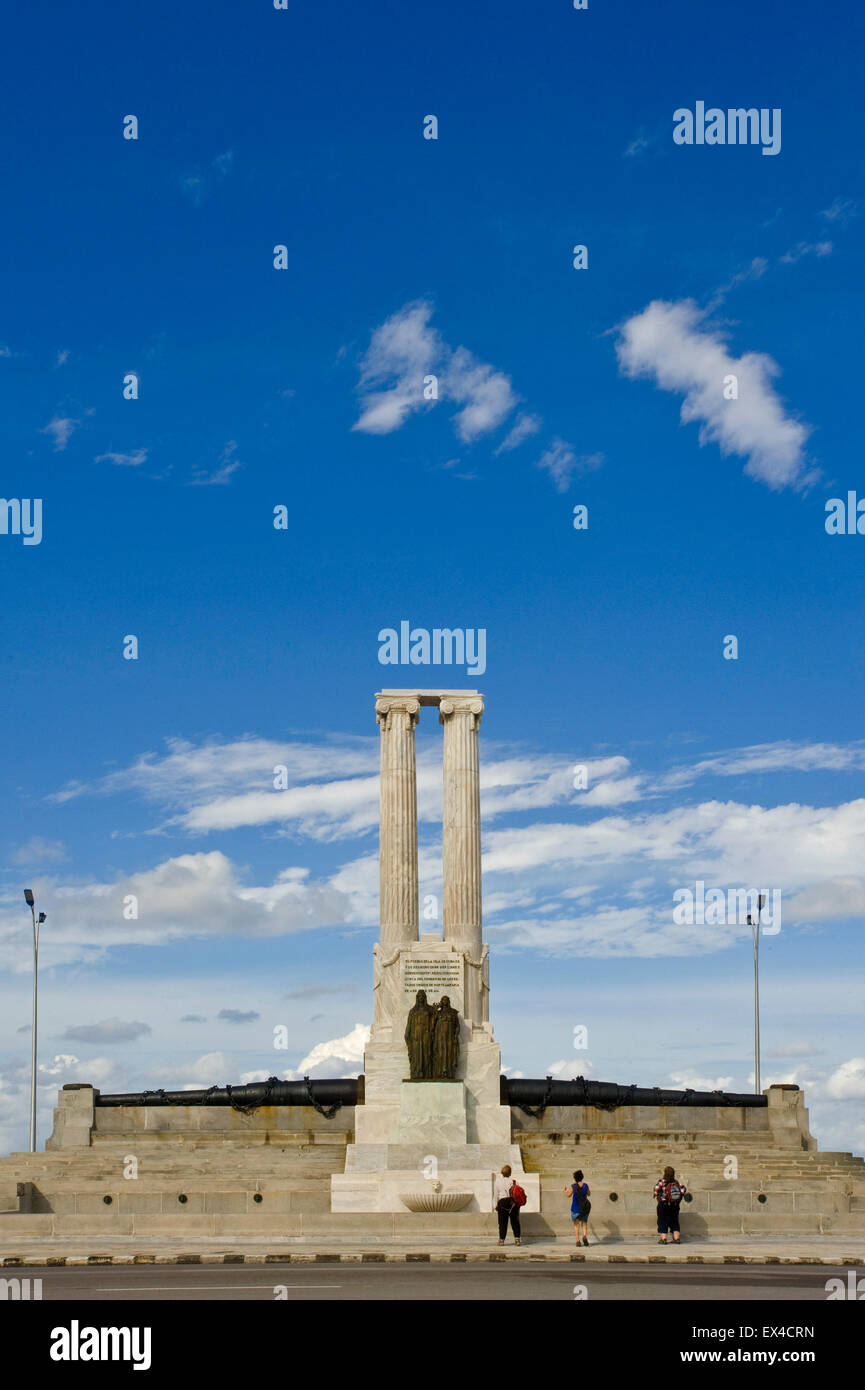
564, 1169, 591, 1247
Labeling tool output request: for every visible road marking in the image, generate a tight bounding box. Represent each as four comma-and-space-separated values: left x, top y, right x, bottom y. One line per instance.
97, 1284, 341, 1292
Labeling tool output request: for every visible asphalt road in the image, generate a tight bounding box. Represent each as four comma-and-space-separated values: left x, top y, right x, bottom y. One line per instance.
11, 1262, 853, 1300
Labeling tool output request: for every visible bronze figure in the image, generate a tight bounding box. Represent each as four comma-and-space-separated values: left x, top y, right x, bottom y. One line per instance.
432, 995, 460, 1079
404, 989, 435, 1079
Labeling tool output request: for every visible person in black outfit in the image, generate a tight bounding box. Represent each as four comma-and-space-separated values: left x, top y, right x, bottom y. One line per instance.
494, 1164, 521, 1245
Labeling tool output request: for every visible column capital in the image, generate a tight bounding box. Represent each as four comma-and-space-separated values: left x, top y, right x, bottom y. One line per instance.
439, 695, 483, 727
375, 695, 420, 728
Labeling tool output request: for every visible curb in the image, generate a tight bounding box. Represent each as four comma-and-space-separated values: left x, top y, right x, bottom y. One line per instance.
2, 1251, 862, 1267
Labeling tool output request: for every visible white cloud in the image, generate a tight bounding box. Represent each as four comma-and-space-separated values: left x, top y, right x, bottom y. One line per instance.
352, 300, 520, 446
10, 837, 68, 866
705, 257, 768, 311
625, 133, 653, 157
825, 1058, 865, 1100
352, 300, 441, 435
41, 416, 79, 451
615, 299, 814, 490
668, 1069, 734, 1092
190, 440, 242, 486
820, 197, 857, 224
444, 346, 518, 442
95, 448, 147, 468
580, 776, 644, 807
660, 739, 865, 790
290, 1022, 370, 1079
780, 240, 833, 265
0, 850, 360, 971
495, 412, 542, 454
535, 439, 603, 492
27, 732, 865, 966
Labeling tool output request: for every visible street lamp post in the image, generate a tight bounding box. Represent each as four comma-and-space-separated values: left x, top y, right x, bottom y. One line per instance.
746, 894, 766, 1096
23, 890, 46, 1153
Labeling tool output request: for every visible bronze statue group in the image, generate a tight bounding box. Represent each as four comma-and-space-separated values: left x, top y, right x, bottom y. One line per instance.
404, 989, 461, 1080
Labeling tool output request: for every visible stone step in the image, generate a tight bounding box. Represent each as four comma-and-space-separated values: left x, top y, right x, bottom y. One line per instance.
1, 1208, 862, 1240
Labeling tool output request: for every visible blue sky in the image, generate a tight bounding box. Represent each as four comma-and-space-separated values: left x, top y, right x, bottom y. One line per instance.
1, 0, 864, 1156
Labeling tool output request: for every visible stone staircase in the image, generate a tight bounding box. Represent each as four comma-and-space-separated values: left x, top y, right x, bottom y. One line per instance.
518, 1131, 865, 1236
1, 1126, 863, 1240
0, 1135, 351, 1238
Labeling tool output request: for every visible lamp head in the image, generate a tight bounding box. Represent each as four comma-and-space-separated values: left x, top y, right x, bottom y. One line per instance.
37, 912, 46, 924
23, 889, 34, 907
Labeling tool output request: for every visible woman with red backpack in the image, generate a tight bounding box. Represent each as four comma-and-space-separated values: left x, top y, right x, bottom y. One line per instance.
653, 1165, 687, 1244
494, 1164, 525, 1245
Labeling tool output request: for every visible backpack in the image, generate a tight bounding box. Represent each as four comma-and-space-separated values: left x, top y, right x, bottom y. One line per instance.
511, 1182, 527, 1208
571, 1183, 590, 1219
663, 1180, 683, 1204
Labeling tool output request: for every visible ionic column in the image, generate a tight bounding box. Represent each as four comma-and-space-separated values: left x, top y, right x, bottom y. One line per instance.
440, 695, 484, 960
375, 694, 420, 946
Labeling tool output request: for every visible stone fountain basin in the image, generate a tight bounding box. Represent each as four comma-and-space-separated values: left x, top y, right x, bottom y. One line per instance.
399, 1191, 473, 1213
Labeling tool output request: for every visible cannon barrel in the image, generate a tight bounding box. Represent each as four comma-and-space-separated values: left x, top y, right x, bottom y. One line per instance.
504, 1077, 766, 1109
90, 1075, 767, 1111
92, 1078, 359, 1110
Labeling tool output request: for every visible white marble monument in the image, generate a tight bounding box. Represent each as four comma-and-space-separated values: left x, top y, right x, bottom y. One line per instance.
331, 691, 540, 1214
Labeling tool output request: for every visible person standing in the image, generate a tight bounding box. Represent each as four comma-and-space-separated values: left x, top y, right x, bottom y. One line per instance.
653, 1165, 686, 1244
494, 1164, 521, 1246
564, 1169, 591, 1246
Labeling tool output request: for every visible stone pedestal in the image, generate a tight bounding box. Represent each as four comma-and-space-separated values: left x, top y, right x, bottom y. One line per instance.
332, 1080, 540, 1213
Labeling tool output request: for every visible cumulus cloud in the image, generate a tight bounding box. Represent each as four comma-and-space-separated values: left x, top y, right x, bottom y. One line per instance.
288, 1022, 370, 1079
21, 732, 865, 967
352, 300, 521, 446
444, 346, 518, 442
615, 299, 814, 490
824, 1059, 865, 1100
0, 850, 360, 972
546, 1058, 597, 1078
352, 300, 441, 435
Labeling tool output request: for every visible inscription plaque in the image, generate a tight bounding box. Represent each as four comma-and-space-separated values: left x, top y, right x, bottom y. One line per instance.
402, 956, 463, 1009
